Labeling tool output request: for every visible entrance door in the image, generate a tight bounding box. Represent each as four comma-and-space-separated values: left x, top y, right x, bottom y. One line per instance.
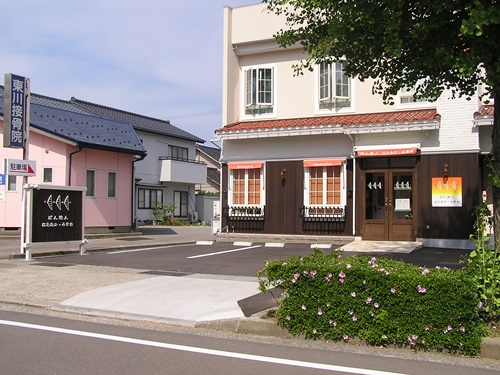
362, 169, 415, 241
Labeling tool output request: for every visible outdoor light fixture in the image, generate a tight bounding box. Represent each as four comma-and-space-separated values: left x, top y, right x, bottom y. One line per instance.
280, 169, 286, 180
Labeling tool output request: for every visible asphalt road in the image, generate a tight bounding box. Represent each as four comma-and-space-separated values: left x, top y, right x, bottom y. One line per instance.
1, 309, 497, 375
37, 242, 471, 276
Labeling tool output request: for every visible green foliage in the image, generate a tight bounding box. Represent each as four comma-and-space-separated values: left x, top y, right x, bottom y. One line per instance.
258, 249, 486, 355
464, 203, 500, 328
152, 202, 176, 225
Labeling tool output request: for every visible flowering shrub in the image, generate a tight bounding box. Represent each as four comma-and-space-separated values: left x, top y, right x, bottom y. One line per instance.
258, 249, 486, 355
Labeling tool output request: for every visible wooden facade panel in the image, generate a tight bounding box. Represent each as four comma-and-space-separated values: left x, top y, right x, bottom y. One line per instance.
416, 154, 481, 240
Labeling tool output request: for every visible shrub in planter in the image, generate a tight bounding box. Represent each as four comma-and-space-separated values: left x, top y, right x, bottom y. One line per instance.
258, 249, 486, 356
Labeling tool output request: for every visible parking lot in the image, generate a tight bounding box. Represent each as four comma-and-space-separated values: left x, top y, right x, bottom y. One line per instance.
37, 241, 471, 277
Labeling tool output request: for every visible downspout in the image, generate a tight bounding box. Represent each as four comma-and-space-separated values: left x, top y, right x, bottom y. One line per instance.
347, 133, 356, 237
132, 153, 147, 231
68, 145, 84, 186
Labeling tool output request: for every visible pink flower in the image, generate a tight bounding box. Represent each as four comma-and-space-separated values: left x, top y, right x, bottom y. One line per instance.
351, 292, 357, 297
366, 297, 372, 304
422, 268, 429, 275
343, 334, 349, 340
318, 308, 323, 316
391, 288, 396, 294
339, 278, 345, 284
460, 326, 466, 332
310, 270, 317, 278
346, 264, 352, 269
417, 285, 426, 294
286, 315, 291, 321
339, 271, 346, 278
374, 302, 379, 308
352, 316, 358, 322
425, 326, 430, 331
301, 305, 307, 310
313, 329, 317, 334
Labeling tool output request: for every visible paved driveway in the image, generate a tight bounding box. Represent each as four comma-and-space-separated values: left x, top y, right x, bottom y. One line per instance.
37, 242, 471, 276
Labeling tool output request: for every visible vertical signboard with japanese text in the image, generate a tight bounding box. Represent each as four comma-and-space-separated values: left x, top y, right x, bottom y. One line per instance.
30, 187, 84, 243
3, 74, 30, 148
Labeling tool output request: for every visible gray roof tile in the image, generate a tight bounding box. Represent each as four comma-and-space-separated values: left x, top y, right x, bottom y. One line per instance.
71, 98, 206, 143
1, 91, 146, 156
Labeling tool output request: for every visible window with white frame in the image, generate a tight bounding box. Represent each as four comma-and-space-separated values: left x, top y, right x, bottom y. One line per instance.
318, 61, 351, 110
304, 162, 345, 210
7, 175, 16, 192
108, 172, 117, 198
398, 79, 430, 105
86, 170, 96, 197
43, 168, 53, 183
228, 163, 265, 216
244, 66, 274, 115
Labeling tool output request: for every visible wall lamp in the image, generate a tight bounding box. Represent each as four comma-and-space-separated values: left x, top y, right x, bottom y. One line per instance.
280, 168, 286, 181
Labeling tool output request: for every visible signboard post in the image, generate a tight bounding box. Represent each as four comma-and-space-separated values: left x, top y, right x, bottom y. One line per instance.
4, 73, 31, 255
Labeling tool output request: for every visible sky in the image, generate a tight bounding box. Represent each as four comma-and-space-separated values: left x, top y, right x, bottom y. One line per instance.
1, 0, 255, 144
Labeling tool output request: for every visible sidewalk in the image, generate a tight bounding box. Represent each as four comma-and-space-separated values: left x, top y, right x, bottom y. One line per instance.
0, 226, 498, 361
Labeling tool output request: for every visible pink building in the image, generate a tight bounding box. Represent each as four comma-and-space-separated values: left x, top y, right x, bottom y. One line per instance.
1, 86, 146, 234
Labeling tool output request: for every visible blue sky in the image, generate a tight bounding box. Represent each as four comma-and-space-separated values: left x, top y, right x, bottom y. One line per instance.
1, 0, 255, 143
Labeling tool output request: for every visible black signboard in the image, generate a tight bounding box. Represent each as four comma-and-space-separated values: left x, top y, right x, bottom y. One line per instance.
31, 188, 83, 243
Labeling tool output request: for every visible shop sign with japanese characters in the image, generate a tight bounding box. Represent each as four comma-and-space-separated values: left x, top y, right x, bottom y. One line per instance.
431, 177, 462, 207
31, 187, 84, 243
3, 74, 29, 148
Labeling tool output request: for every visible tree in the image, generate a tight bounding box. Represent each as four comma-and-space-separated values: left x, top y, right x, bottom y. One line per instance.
264, 0, 500, 244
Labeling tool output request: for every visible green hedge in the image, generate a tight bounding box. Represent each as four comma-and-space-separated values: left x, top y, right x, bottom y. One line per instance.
258, 249, 486, 356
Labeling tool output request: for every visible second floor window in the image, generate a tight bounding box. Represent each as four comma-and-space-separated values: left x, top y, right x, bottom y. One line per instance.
169, 145, 188, 161
244, 67, 274, 115
318, 61, 351, 110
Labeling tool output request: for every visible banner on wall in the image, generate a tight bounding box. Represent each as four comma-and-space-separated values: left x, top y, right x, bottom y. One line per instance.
431, 177, 462, 207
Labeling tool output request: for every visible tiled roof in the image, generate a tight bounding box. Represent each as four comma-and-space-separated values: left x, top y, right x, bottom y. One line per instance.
0, 95, 146, 156
197, 144, 221, 163
0, 86, 93, 115
216, 109, 440, 134
71, 98, 205, 143
475, 104, 494, 118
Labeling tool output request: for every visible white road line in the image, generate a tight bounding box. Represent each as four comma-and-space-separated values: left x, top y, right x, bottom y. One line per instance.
187, 245, 262, 259
0, 319, 409, 375
107, 244, 192, 255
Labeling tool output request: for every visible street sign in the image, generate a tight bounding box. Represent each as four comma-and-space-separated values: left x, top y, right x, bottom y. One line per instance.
5, 158, 36, 177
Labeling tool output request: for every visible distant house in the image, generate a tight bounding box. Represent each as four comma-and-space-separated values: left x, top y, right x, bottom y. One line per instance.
217, 4, 494, 249
0, 87, 146, 234
195, 144, 221, 193
69, 98, 207, 224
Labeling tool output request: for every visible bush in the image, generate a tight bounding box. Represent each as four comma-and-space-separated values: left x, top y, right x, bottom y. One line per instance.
463, 203, 500, 330
258, 249, 486, 356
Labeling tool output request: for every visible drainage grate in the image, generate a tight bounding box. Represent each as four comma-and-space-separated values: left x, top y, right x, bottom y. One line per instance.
32, 262, 74, 268
140, 270, 191, 277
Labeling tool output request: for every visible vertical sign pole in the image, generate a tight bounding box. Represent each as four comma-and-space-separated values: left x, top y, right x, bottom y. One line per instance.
20, 78, 31, 258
